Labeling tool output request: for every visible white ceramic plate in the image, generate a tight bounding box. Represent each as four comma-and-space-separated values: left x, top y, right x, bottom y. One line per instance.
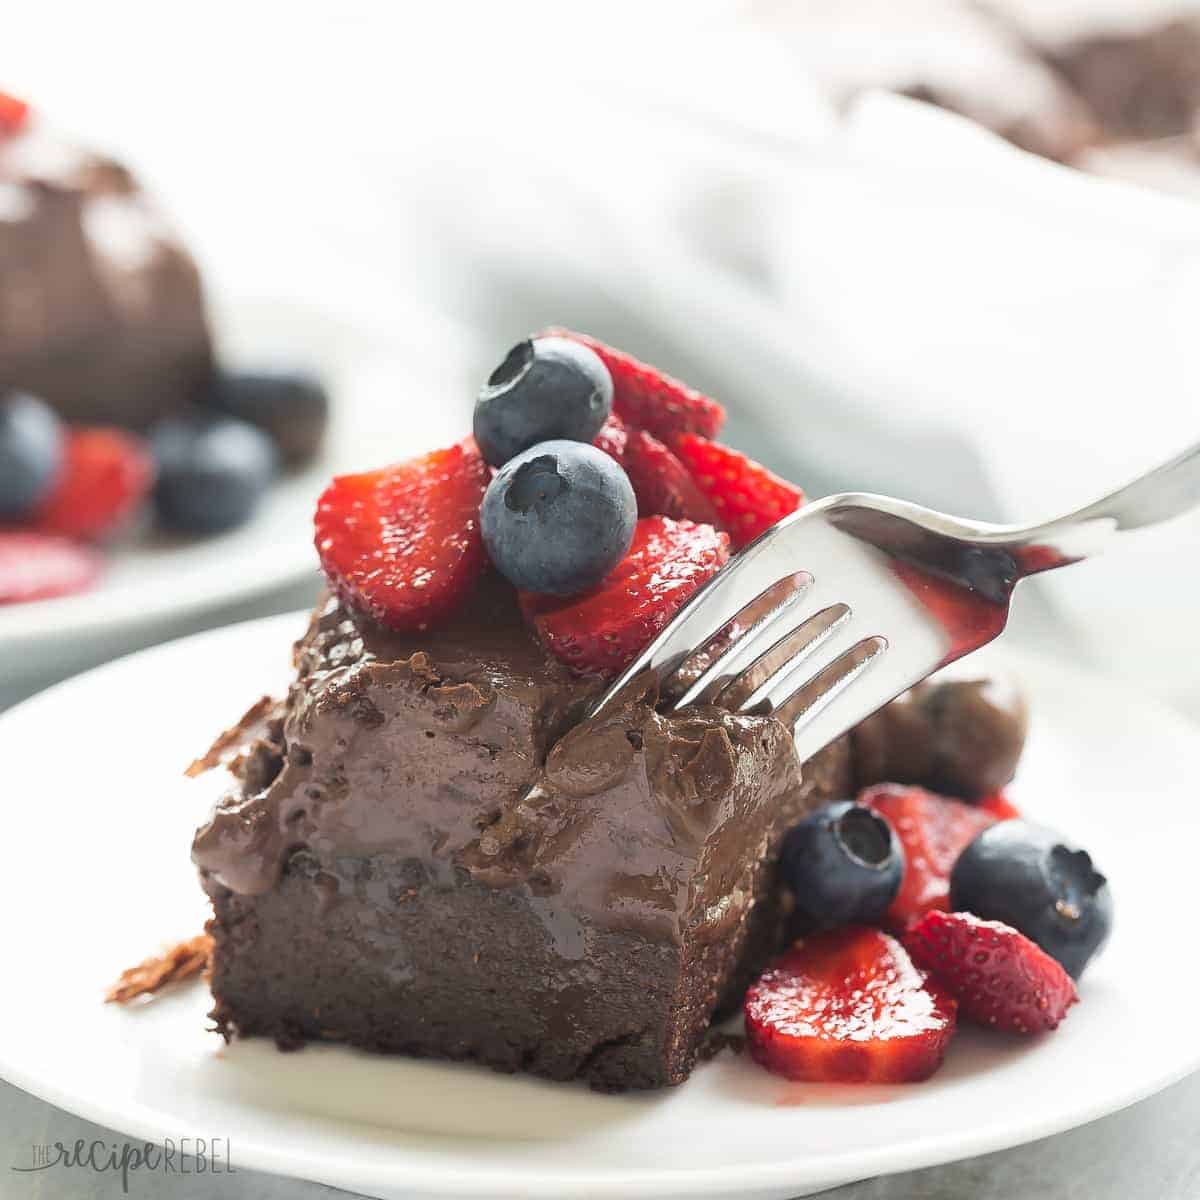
0, 615, 1195, 1200
0, 286, 477, 682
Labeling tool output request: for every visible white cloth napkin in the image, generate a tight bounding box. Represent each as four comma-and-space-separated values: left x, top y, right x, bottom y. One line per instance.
765, 94, 1200, 711
364, 70, 1200, 711
12, 7, 1200, 711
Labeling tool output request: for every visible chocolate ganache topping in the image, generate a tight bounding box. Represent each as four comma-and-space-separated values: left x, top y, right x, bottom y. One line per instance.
194, 576, 601, 895
460, 701, 803, 943
192, 575, 824, 946
194, 580, 1026, 949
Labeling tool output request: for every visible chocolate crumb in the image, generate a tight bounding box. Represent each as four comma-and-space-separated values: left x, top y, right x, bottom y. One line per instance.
698, 1029, 747, 1062
105, 934, 213, 1004
185, 696, 279, 778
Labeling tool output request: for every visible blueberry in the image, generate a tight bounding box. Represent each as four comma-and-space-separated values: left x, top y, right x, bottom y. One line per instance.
473, 336, 613, 468
151, 416, 279, 535
950, 820, 1111, 978
780, 800, 904, 932
205, 368, 329, 466
481, 440, 635, 595
0, 391, 63, 518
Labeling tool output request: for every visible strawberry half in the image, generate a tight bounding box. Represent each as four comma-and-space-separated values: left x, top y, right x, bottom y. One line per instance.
622, 427, 719, 524
0, 532, 101, 604
744, 926, 958, 1083
34, 427, 155, 541
904, 910, 1078, 1034
521, 516, 729, 677
977, 790, 1023, 821
315, 439, 490, 633
0, 91, 29, 136
861, 783, 997, 931
591, 413, 629, 463
542, 328, 725, 443
673, 434, 804, 549
593, 417, 716, 523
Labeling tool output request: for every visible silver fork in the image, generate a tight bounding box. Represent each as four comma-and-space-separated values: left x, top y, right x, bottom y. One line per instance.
591, 440, 1200, 763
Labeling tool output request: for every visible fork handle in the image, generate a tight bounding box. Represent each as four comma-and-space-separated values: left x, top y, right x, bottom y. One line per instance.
1011, 439, 1200, 571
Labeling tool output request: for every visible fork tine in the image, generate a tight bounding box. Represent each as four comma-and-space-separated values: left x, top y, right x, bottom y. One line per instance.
589, 491, 1026, 742
758, 635, 889, 727
704, 603, 852, 712
667, 572, 815, 710
590, 518, 816, 719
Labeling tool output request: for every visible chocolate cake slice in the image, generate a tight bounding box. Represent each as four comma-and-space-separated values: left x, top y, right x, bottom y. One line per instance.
755, 2, 1200, 182
0, 116, 212, 428
193, 578, 853, 1090
187, 325, 1038, 1092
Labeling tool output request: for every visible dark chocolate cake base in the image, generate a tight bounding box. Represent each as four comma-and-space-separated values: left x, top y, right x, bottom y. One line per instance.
207, 851, 714, 1090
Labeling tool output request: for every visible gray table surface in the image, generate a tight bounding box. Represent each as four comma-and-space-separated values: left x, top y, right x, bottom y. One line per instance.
1, 584, 1196, 1200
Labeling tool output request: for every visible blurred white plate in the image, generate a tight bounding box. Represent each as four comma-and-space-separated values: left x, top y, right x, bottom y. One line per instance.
0, 615, 1195, 1199
0, 287, 477, 682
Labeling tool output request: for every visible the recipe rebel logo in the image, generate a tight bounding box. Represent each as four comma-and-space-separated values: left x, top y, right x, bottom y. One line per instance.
11, 1137, 234, 1193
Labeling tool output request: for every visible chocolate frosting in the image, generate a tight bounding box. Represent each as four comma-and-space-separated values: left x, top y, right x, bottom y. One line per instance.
193, 579, 827, 948
195, 578, 1028, 957
460, 702, 804, 943
194, 578, 602, 896
0, 120, 212, 427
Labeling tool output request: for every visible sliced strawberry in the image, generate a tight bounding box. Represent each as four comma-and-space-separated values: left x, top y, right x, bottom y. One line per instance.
0, 532, 101, 604
622, 427, 719, 524
904, 910, 1077, 1034
592, 417, 715, 522
861, 783, 997, 931
591, 413, 629, 463
673, 434, 804, 549
521, 516, 729, 677
977, 790, 1022, 821
0, 91, 29, 136
542, 328, 725, 442
744, 926, 957, 1084
315, 439, 490, 633
34, 427, 155, 541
